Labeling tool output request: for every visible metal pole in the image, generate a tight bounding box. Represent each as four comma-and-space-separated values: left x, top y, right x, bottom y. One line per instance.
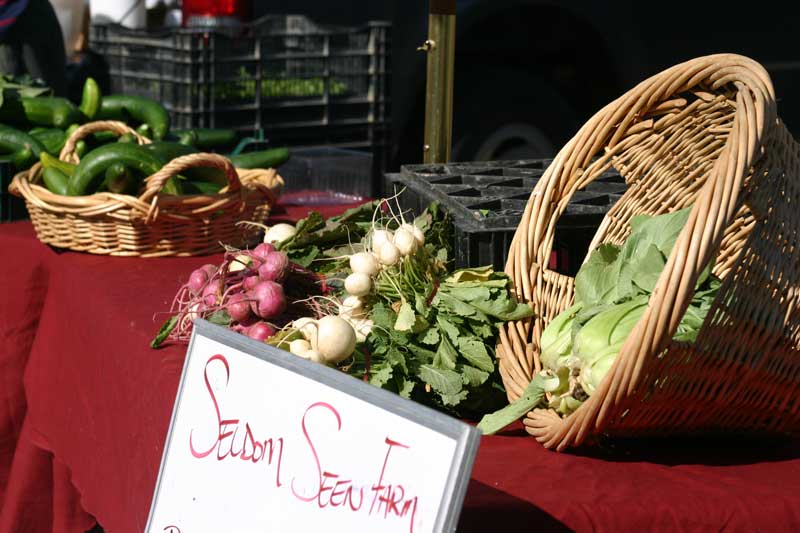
420, 0, 456, 163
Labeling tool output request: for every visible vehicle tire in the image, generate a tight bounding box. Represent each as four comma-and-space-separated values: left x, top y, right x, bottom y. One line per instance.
451, 67, 579, 162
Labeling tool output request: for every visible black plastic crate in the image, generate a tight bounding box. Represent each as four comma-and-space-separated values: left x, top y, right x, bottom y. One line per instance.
385, 159, 627, 274
1, 160, 27, 222
89, 15, 390, 181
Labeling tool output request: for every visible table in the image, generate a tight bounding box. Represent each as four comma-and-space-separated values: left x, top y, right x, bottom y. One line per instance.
2, 203, 800, 533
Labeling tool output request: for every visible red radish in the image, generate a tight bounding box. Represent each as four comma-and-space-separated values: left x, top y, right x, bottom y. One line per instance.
200, 263, 218, 278
246, 321, 275, 341
187, 267, 210, 295
243, 272, 260, 291
258, 251, 289, 282
202, 279, 223, 307
252, 243, 275, 264
250, 281, 286, 319
226, 292, 252, 322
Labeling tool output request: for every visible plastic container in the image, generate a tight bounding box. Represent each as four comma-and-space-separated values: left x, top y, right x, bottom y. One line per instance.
88, 14, 390, 181
384, 159, 627, 274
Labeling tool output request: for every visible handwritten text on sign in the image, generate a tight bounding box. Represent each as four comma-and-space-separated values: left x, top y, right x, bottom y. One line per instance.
147, 332, 465, 533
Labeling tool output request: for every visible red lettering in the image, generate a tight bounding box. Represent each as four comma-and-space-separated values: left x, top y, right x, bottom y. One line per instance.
290, 402, 341, 502
189, 355, 229, 458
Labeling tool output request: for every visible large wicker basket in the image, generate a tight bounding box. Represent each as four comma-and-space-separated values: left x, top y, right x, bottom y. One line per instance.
498, 53, 800, 450
9, 121, 284, 257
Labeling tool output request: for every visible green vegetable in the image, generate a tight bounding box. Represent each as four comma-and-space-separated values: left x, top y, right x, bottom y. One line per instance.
0, 124, 45, 169
102, 162, 135, 194
67, 143, 163, 196
478, 206, 723, 434
0, 96, 82, 128
29, 128, 66, 154
41, 166, 69, 195
97, 94, 170, 140
40, 152, 76, 177
173, 128, 237, 149
229, 147, 290, 169
79, 77, 101, 119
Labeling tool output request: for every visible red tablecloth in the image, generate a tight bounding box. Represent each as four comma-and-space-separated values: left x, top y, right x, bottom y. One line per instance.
2, 203, 800, 532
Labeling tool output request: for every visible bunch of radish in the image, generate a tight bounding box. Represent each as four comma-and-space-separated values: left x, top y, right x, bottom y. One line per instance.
158, 241, 309, 346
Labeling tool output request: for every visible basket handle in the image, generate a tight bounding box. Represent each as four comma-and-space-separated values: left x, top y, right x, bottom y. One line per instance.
59, 121, 150, 163
139, 152, 241, 206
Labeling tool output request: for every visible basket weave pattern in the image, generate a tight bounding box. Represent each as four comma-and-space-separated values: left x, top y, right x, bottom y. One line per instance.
498, 54, 800, 450
9, 121, 283, 257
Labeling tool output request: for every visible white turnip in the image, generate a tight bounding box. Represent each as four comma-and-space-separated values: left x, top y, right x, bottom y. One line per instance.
349, 251, 379, 276
316, 315, 356, 364
370, 229, 392, 254
263, 223, 297, 244
344, 272, 372, 297
393, 227, 416, 256
378, 242, 400, 266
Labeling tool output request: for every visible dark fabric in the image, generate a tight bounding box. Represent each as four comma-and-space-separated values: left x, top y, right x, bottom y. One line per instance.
0, 0, 66, 95
1, 202, 800, 532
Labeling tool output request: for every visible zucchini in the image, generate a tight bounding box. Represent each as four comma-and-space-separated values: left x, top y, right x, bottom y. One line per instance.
229, 147, 290, 169
67, 143, 163, 196
97, 94, 170, 140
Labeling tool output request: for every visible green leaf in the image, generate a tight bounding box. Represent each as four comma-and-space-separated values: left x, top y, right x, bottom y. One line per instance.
418, 365, 463, 395
477, 373, 548, 435
406, 342, 436, 364
419, 327, 440, 345
207, 310, 232, 326
150, 316, 178, 348
434, 336, 458, 370
446, 266, 494, 283
434, 292, 484, 320
628, 243, 666, 293
457, 337, 495, 372
394, 301, 417, 331
574, 243, 621, 306
440, 389, 470, 406
436, 316, 461, 345
398, 378, 416, 398
369, 365, 394, 388
286, 245, 320, 267
461, 364, 490, 387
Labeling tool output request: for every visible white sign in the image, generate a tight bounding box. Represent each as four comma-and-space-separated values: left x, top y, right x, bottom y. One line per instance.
147, 319, 480, 533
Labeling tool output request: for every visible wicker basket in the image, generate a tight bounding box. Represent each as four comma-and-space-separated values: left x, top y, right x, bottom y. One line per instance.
498, 53, 800, 450
9, 121, 284, 257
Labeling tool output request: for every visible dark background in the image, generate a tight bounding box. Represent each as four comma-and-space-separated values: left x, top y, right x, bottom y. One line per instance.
256, 0, 800, 172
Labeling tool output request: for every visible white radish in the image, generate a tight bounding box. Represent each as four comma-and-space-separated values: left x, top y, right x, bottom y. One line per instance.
344, 272, 372, 297
370, 229, 392, 254
293, 317, 319, 347
339, 295, 367, 319
378, 241, 400, 266
393, 227, 417, 256
301, 349, 326, 364
263, 223, 297, 244
316, 315, 357, 364
289, 339, 311, 356
349, 251, 379, 276
228, 253, 252, 273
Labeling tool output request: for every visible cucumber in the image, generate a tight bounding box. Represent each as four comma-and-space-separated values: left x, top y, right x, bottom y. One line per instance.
97, 94, 170, 140
143, 142, 226, 186
29, 128, 66, 155
40, 152, 77, 177
67, 143, 163, 196
79, 77, 101, 120
181, 180, 224, 195
0, 124, 46, 169
0, 96, 82, 129
102, 162, 135, 195
173, 128, 238, 149
41, 166, 70, 195
229, 147, 290, 169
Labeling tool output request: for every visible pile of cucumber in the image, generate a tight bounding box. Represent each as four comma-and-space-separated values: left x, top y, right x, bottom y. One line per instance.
1, 78, 290, 197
